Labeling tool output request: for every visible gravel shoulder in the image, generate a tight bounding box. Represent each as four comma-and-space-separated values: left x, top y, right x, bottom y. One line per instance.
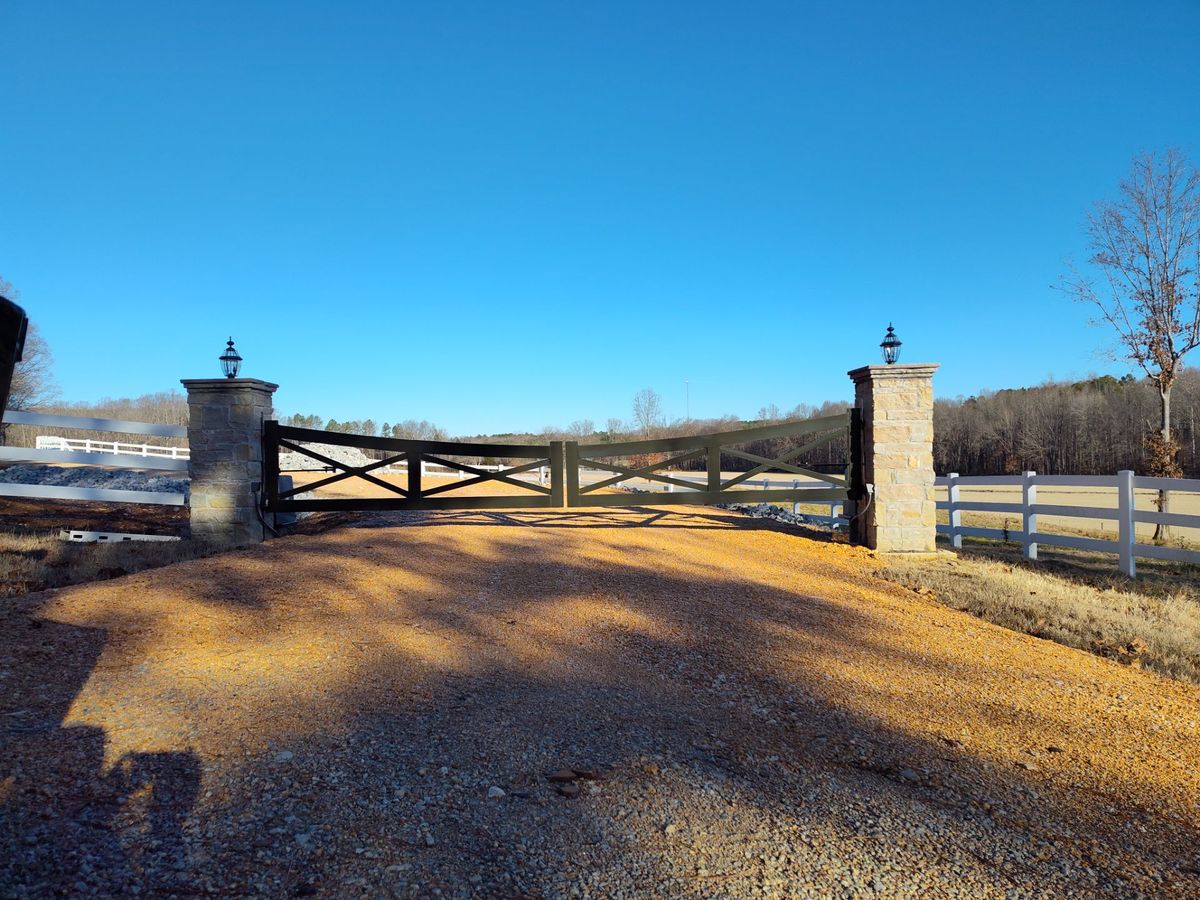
2, 505, 1199, 897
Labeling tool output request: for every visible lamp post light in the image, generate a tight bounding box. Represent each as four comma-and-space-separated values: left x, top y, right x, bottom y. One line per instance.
880, 324, 902, 365
219, 337, 243, 379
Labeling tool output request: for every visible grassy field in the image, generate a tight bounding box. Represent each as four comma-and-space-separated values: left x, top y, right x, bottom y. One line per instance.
882, 539, 1200, 684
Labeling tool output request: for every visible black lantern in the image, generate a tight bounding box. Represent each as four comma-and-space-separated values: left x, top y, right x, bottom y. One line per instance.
880, 324, 901, 365
219, 337, 242, 379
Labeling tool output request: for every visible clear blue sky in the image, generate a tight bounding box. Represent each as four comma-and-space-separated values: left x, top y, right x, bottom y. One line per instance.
2, 1, 1198, 434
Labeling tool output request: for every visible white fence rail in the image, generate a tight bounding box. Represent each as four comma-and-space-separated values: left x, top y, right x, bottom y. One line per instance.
36, 435, 189, 460
937, 470, 1200, 576
2, 409, 186, 437
1, 409, 188, 507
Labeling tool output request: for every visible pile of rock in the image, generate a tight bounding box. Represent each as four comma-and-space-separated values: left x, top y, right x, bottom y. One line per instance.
276, 442, 379, 472
718, 501, 846, 531
0, 464, 187, 495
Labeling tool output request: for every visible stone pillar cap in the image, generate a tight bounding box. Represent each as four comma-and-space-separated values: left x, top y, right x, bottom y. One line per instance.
181, 377, 279, 392
848, 363, 939, 382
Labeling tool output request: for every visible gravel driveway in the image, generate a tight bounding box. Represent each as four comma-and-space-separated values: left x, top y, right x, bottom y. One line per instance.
2, 506, 1198, 898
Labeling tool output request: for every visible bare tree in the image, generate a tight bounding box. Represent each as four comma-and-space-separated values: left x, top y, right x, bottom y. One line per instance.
567, 419, 595, 439
632, 388, 664, 435
1063, 149, 1200, 539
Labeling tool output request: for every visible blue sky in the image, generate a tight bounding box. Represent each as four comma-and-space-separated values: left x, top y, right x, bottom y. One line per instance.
2, 1, 1198, 434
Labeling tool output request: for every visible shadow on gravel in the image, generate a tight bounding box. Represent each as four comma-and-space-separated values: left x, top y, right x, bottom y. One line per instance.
2, 510, 1198, 896
0, 609, 200, 895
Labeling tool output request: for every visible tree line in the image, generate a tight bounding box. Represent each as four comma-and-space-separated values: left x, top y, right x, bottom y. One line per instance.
935, 370, 1200, 478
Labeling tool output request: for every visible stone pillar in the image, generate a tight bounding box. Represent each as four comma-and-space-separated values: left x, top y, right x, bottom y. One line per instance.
181, 378, 278, 546
846, 363, 939, 554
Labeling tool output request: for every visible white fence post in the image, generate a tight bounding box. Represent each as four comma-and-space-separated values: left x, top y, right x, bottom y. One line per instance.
1023, 471, 1038, 561
1118, 469, 1136, 577
793, 479, 800, 515
947, 472, 962, 550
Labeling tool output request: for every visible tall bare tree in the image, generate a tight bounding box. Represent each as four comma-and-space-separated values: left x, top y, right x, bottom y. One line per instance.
1063, 149, 1200, 538
632, 388, 664, 436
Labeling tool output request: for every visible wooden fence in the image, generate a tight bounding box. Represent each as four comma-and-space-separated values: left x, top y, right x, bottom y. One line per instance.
937, 471, 1200, 576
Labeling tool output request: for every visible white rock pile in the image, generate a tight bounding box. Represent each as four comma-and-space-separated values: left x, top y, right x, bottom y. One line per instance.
277, 442, 379, 472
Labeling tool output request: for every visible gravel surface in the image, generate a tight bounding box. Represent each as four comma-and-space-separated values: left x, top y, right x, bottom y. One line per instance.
2, 505, 1198, 897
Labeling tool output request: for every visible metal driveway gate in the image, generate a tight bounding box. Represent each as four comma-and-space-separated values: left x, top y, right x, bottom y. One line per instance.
262, 413, 858, 515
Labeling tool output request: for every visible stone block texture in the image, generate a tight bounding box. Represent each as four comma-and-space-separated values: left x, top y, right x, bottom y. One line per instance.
182, 378, 278, 546
846, 364, 939, 553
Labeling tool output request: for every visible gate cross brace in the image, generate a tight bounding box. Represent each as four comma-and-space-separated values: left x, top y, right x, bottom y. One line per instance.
420, 455, 553, 498
580, 448, 708, 493
276, 439, 409, 499
719, 431, 848, 490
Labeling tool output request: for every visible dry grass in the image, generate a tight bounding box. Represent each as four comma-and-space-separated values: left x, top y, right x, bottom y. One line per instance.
0, 498, 201, 598
881, 541, 1200, 684
0, 531, 226, 599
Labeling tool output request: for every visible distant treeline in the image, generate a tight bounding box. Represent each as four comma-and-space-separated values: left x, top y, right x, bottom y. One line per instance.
934, 371, 1200, 477
281, 414, 448, 442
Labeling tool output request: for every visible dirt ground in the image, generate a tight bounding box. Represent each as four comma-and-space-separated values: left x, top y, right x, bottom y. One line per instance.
2, 503, 1199, 898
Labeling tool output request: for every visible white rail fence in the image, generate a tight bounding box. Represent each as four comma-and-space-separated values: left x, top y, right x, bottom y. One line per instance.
36, 435, 189, 460
937, 471, 1200, 576
0, 409, 188, 507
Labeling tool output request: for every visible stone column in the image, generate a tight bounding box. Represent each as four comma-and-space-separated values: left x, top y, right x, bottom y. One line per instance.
846, 364, 939, 554
181, 378, 278, 546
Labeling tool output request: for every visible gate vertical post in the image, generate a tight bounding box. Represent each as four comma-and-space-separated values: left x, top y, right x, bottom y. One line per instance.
706, 440, 721, 493
553, 441, 568, 508
408, 452, 422, 499
182, 377, 279, 546
846, 363, 939, 554
263, 419, 280, 513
